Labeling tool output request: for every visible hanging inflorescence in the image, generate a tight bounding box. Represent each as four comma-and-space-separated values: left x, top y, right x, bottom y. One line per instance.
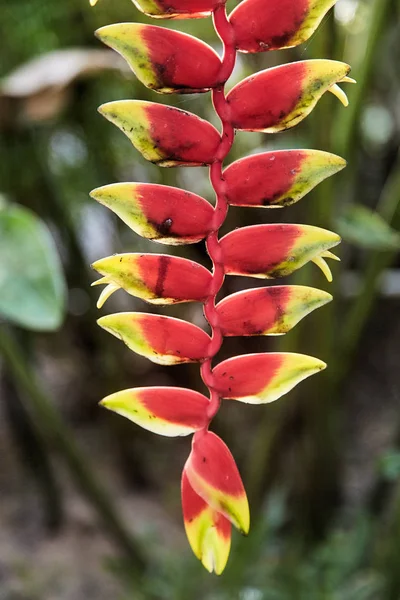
89, 0, 353, 574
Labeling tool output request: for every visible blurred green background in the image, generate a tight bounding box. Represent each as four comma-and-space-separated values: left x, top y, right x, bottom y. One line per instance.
1, 0, 400, 598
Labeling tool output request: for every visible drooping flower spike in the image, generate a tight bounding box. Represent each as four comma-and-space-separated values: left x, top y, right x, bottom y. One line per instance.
89, 0, 353, 574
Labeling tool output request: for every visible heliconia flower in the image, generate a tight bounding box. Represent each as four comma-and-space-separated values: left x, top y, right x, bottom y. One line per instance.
92, 254, 212, 307
226, 60, 353, 133
212, 352, 326, 404
223, 150, 346, 208
90, 183, 214, 245
220, 224, 340, 282
96, 24, 223, 94
185, 431, 250, 534
230, 0, 338, 53
215, 285, 332, 337
90, 0, 352, 574
99, 101, 221, 166
100, 387, 209, 436
181, 470, 231, 575
97, 312, 211, 365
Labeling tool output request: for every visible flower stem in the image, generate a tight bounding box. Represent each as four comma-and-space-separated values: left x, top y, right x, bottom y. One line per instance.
200, 6, 236, 427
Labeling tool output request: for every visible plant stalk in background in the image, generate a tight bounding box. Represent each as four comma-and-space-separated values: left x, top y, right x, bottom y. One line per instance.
89, 0, 353, 574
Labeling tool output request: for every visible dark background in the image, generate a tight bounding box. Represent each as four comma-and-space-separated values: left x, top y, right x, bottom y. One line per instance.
1, 0, 400, 598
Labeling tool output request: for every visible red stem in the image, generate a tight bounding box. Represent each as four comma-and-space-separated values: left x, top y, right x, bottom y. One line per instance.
200, 5, 236, 426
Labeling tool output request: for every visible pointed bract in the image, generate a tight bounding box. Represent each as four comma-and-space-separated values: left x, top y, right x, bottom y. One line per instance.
98, 312, 211, 365
101, 387, 209, 436
90, 0, 223, 15
92, 254, 212, 306
213, 353, 326, 404
226, 60, 351, 133
224, 150, 346, 208
99, 101, 221, 166
90, 183, 214, 245
220, 224, 340, 280
182, 470, 231, 575
215, 285, 332, 337
131, 0, 223, 19
230, 0, 338, 53
96, 24, 223, 93
185, 431, 250, 534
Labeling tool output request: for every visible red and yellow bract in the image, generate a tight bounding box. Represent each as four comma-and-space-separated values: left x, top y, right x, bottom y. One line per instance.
223, 150, 346, 208
92, 253, 212, 306
89, 0, 353, 574
91, 183, 214, 244
98, 312, 211, 365
101, 387, 210, 436
99, 101, 221, 166
212, 353, 326, 404
215, 286, 332, 337
182, 471, 231, 574
230, 0, 338, 53
96, 24, 223, 93
220, 224, 340, 280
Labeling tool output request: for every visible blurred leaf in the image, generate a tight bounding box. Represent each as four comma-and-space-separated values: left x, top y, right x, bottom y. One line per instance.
379, 450, 400, 481
0, 204, 66, 331
0, 49, 126, 124
335, 205, 400, 250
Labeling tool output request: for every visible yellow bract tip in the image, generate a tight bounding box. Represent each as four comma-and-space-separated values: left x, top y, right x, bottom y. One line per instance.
97, 283, 120, 309
91, 276, 109, 287
343, 76, 357, 84
312, 256, 333, 282
328, 84, 349, 107
322, 250, 341, 262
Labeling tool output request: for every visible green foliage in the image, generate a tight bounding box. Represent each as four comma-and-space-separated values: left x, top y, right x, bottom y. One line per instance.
0, 202, 66, 330
379, 450, 400, 482
335, 205, 400, 251
109, 494, 385, 600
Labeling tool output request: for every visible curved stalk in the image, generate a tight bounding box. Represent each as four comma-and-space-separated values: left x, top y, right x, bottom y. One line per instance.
199, 6, 236, 431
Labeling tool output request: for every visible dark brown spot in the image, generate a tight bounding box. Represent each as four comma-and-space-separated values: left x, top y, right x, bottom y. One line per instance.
266, 286, 281, 298
268, 23, 303, 50
154, 61, 167, 77
158, 218, 173, 236
155, 255, 170, 298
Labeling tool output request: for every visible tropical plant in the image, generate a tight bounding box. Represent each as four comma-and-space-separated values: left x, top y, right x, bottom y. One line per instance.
89, 0, 353, 574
